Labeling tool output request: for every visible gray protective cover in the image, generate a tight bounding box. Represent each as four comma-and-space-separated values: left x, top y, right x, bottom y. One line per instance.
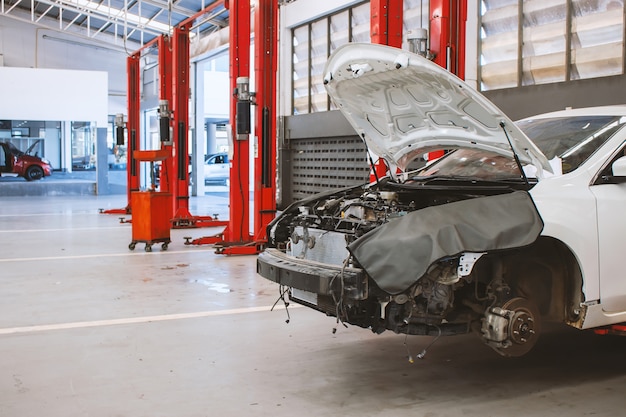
347, 191, 543, 294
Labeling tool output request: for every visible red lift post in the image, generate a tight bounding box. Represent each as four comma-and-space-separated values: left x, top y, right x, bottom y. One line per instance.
250, 0, 279, 248
428, 0, 467, 160
369, 0, 403, 179
185, 0, 279, 254
188, 0, 278, 254
430, 0, 467, 79
370, 0, 403, 47
185, 0, 252, 250
163, 23, 228, 229
205, 0, 253, 251
215, 0, 278, 255
157, 35, 174, 196
100, 52, 143, 215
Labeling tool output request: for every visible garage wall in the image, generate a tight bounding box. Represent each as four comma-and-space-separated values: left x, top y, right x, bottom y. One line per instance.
0, 16, 131, 116
0, 67, 108, 126
484, 74, 626, 121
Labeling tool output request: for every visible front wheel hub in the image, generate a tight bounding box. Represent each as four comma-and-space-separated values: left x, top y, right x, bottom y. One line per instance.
482, 297, 541, 357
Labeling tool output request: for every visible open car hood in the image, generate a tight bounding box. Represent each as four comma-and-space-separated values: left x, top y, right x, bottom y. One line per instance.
323, 43, 551, 173
25, 139, 42, 156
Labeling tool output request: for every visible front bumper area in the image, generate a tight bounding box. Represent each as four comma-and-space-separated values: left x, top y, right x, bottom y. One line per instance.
257, 248, 368, 300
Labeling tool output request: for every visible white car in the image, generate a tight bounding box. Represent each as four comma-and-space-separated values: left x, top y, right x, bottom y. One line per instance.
203, 152, 229, 186
257, 43, 626, 357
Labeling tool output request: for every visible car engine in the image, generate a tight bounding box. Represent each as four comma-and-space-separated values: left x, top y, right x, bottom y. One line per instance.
260, 182, 544, 356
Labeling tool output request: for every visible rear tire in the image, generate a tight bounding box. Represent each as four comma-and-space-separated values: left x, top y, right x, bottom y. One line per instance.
25, 166, 44, 181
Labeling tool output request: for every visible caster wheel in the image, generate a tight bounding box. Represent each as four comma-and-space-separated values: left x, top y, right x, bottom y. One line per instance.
145, 244, 152, 252
129, 242, 136, 250
161, 243, 169, 251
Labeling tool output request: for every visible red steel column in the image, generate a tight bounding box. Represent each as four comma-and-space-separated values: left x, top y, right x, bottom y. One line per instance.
251, 0, 278, 243
225, 0, 251, 243
158, 35, 174, 195
370, 0, 403, 179
371, 0, 403, 48
171, 24, 192, 221
430, 0, 466, 79
127, 53, 141, 205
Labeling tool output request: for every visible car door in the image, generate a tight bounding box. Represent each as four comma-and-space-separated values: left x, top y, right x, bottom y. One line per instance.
590, 142, 626, 312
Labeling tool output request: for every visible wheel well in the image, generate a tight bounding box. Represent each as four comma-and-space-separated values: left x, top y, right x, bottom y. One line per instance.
487, 237, 584, 325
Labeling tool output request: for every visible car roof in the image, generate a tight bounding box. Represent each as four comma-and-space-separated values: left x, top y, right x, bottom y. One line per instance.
522, 105, 626, 120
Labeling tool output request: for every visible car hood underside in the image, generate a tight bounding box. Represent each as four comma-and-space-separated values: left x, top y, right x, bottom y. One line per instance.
323, 43, 552, 174
347, 191, 544, 294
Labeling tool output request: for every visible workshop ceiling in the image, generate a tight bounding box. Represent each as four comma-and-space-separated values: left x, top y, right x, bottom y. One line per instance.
0, 0, 228, 49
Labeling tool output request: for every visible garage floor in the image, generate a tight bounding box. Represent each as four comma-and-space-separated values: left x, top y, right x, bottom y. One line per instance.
1, 195, 626, 417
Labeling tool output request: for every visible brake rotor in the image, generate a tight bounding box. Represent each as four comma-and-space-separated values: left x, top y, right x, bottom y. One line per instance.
497, 297, 541, 357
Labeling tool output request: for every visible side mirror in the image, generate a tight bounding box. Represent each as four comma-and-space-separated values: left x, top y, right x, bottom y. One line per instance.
600, 156, 626, 184
612, 156, 626, 177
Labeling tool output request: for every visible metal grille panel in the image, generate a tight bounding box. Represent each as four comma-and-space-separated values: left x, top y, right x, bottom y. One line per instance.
290, 137, 369, 201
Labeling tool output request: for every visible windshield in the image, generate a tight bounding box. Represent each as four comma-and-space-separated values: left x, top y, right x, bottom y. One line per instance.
410, 115, 625, 180
517, 115, 625, 174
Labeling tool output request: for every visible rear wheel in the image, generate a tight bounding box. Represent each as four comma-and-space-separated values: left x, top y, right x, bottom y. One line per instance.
25, 166, 44, 181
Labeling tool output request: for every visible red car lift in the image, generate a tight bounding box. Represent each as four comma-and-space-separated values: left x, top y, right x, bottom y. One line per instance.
103, 2, 228, 232
186, 0, 279, 255
168, 24, 228, 229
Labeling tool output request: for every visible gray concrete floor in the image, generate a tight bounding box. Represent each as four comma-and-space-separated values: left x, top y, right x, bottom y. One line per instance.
1, 195, 626, 417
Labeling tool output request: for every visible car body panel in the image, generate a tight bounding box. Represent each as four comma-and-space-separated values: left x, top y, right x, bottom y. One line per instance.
323, 43, 552, 173
525, 106, 626, 310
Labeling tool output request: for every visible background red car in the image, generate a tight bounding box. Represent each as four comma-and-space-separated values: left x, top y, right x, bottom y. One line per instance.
0, 140, 53, 181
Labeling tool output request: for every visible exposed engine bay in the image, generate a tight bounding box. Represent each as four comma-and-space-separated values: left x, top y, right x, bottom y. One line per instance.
258, 181, 544, 357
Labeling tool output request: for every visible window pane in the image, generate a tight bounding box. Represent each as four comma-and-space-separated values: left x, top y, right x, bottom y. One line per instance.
330, 11, 350, 110
310, 19, 329, 112
480, 0, 625, 90
351, 2, 371, 43
293, 26, 310, 114
571, 0, 624, 79
291, 2, 372, 115
481, 2, 519, 89
522, 0, 567, 85
330, 10, 350, 53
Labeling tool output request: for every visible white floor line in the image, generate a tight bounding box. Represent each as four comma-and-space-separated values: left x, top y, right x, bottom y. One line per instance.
0, 305, 301, 335
0, 226, 125, 233
0, 249, 217, 263
0, 212, 96, 218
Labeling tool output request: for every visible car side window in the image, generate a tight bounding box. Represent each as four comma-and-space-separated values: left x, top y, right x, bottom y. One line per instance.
215, 155, 224, 164
0, 145, 5, 167
593, 141, 626, 185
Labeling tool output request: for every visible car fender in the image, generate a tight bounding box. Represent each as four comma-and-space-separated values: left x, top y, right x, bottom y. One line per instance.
530, 173, 599, 302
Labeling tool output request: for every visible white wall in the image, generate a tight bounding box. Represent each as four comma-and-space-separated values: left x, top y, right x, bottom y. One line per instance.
0, 16, 131, 116
0, 67, 108, 126
203, 71, 230, 120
